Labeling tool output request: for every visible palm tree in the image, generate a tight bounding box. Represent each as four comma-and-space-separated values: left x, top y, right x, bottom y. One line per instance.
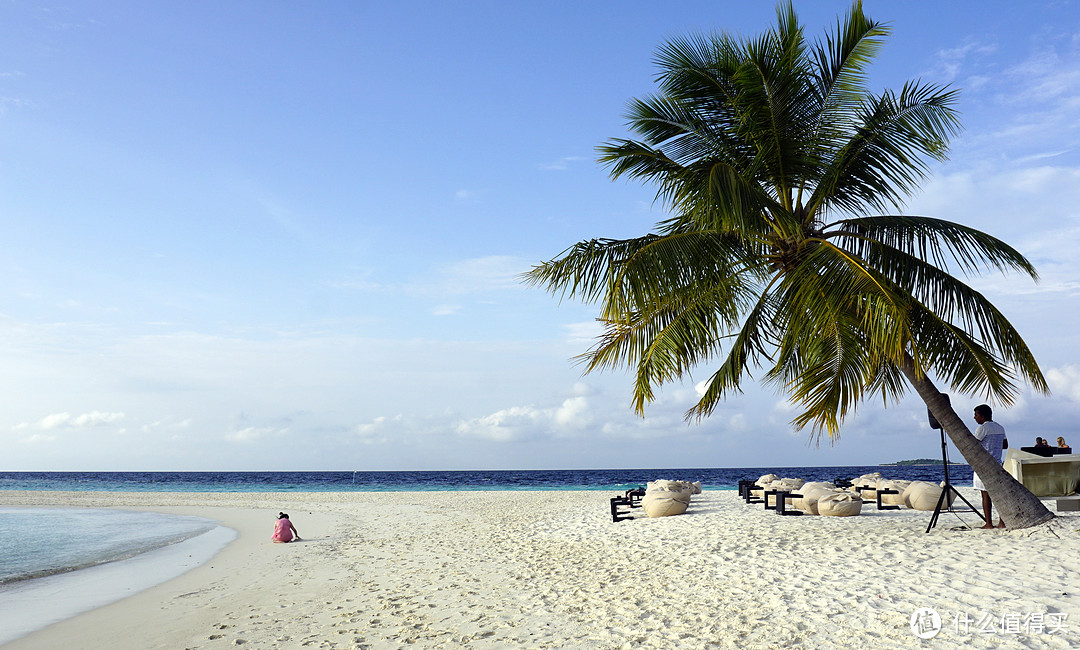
525, 2, 1054, 529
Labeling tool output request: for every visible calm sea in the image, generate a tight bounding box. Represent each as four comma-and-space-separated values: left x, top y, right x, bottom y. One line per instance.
0, 508, 216, 585
0, 465, 969, 494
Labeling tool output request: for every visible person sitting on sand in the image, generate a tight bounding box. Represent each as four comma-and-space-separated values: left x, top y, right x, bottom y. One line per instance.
1034, 437, 1050, 448
271, 512, 300, 543
1058, 436, 1069, 449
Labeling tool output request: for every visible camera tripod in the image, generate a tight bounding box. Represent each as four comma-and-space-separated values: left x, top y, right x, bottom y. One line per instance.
926, 426, 982, 533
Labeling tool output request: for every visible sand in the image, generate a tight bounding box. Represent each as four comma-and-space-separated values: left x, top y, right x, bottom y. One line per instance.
0, 489, 1077, 649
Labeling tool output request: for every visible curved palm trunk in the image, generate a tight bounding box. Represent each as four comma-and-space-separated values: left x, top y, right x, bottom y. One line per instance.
900, 355, 1053, 530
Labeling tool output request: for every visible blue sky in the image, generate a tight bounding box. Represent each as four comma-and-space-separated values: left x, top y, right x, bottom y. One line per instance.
3, 1, 1080, 471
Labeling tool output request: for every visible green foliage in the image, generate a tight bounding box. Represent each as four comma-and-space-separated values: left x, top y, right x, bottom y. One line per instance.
524, 1, 1047, 441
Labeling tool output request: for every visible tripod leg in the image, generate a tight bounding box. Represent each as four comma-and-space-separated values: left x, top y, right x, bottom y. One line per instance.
924, 481, 950, 531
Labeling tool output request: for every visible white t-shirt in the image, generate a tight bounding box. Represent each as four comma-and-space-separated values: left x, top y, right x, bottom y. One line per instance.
973, 420, 1006, 490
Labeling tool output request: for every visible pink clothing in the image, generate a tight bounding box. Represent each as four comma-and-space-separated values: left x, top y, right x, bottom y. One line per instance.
272, 518, 294, 542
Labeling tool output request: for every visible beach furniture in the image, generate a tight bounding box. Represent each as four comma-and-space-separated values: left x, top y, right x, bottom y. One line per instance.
746, 474, 779, 503
741, 480, 764, 504
877, 480, 911, 507
759, 478, 805, 508
609, 487, 646, 522
641, 480, 695, 518
789, 482, 832, 513
764, 489, 803, 516
872, 488, 900, 510
859, 479, 905, 510
1055, 496, 1080, 511
793, 485, 842, 515
609, 494, 634, 522
816, 492, 863, 516
1003, 448, 1080, 497
902, 481, 955, 511
738, 479, 756, 500
641, 493, 690, 517
1020, 445, 1072, 457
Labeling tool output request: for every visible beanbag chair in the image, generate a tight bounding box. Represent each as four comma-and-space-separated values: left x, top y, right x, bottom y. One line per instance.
817, 492, 863, 516
642, 485, 692, 518
878, 479, 912, 507
903, 481, 954, 511
774, 477, 805, 491
792, 485, 839, 514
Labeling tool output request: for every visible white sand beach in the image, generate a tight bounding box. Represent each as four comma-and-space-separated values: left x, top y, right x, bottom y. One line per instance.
1, 489, 1077, 649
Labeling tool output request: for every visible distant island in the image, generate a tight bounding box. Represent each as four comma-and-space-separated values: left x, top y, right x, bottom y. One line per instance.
880, 458, 967, 466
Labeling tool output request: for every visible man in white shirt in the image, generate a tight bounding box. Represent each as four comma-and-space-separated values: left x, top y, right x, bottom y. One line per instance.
972, 404, 1006, 529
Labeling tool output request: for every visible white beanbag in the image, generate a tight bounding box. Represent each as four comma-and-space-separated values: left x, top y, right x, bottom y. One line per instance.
850, 473, 883, 497
793, 486, 839, 514
647, 479, 702, 494
817, 492, 863, 516
641, 490, 691, 517
878, 479, 912, 507
756, 474, 779, 487
903, 481, 954, 511
774, 477, 805, 491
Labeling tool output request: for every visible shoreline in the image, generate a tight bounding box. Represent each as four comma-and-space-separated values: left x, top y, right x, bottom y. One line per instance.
0, 490, 1077, 648
0, 524, 235, 645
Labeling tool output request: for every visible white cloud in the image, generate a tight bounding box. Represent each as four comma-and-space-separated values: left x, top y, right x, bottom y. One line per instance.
538, 156, 585, 171
72, 411, 125, 427
39, 413, 73, 429
22, 434, 57, 444
141, 418, 193, 434
931, 40, 998, 83
455, 405, 547, 442
432, 304, 461, 316
563, 320, 602, 343
553, 396, 589, 428
455, 189, 486, 201
356, 414, 409, 440
1046, 365, 1080, 402
454, 390, 599, 442
226, 426, 289, 443
434, 255, 525, 294
36, 411, 125, 430
333, 255, 528, 298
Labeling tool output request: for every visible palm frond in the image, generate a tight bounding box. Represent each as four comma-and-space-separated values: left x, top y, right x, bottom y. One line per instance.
811, 81, 961, 216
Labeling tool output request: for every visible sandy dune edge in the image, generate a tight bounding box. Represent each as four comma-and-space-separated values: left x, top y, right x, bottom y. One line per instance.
1, 489, 1077, 649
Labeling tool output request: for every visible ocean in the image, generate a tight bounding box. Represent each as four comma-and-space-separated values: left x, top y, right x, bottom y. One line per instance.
0, 507, 216, 585
0, 465, 968, 494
